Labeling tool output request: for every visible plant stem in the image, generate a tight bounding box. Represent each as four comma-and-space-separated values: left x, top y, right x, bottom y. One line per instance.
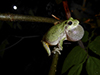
78, 40, 87, 53
82, 0, 86, 8
48, 53, 59, 75
78, 40, 85, 49
0, 13, 58, 23
63, 1, 71, 19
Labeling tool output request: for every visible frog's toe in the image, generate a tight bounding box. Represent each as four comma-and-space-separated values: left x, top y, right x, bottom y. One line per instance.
52, 47, 61, 55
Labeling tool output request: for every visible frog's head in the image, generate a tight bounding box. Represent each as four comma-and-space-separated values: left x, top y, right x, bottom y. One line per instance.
64, 17, 79, 30
63, 17, 84, 41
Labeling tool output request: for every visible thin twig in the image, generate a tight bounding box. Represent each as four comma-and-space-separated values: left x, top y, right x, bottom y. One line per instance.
0, 13, 58, 23
81, 0, 86, 13
82, 0, 86, 7
0, 38, 23, 52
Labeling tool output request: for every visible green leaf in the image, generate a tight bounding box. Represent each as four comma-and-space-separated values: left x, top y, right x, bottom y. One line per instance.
17, 24, 22, 30
0, 40, 9, 50
81, 31, 89, 42
61, 46, 87, 74
88, 36, 100, 56
7, 22, 13, 28
0, 40, 9, 57
86, 56, 100, 75
68, 64, 83, 75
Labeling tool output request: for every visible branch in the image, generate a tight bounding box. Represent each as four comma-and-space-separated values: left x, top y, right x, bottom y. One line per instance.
63, 1, 71, 19
0, 13, 58, 23
48, 53, 59, 75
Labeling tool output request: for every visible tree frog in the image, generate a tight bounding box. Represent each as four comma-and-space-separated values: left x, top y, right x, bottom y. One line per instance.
41, 17, 84, 56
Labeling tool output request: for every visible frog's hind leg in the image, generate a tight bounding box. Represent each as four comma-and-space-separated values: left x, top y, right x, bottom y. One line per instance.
52, 37, 65, 55
42, 41, 51, 56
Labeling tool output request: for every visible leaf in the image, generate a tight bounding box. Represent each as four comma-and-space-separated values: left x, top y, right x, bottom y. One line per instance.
0, 40, 9, 57
0, 40, 9, 50
86, 56, 100, 75
61, 46, 87, 74
17, 24, 22, 30
81, 31, 89, 42
88, 36, 100, 56
7, 22, 13, 28
68, 64, 83, 75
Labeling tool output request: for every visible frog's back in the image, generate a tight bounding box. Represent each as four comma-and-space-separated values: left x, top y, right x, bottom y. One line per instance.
45, 23, 65, 42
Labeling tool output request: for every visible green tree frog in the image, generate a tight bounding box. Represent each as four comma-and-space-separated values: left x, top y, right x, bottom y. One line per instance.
41, 17, 84, 56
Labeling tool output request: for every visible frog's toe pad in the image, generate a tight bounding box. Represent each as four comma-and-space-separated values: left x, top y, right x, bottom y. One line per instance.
52, 47, 61, 55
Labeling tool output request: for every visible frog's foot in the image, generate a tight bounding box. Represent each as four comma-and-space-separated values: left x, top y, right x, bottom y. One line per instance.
52, 47, 62, 55
54, 21, 61, 25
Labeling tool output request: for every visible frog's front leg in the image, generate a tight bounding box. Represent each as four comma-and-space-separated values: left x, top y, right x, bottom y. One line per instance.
42, 41, 51, 56
52, 37, 66, 55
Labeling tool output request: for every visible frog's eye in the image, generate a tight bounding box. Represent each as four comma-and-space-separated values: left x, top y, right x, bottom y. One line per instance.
68, 21, 72, 25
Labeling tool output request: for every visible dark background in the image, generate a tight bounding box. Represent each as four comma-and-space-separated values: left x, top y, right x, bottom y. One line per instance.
0, 0, 100, 75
